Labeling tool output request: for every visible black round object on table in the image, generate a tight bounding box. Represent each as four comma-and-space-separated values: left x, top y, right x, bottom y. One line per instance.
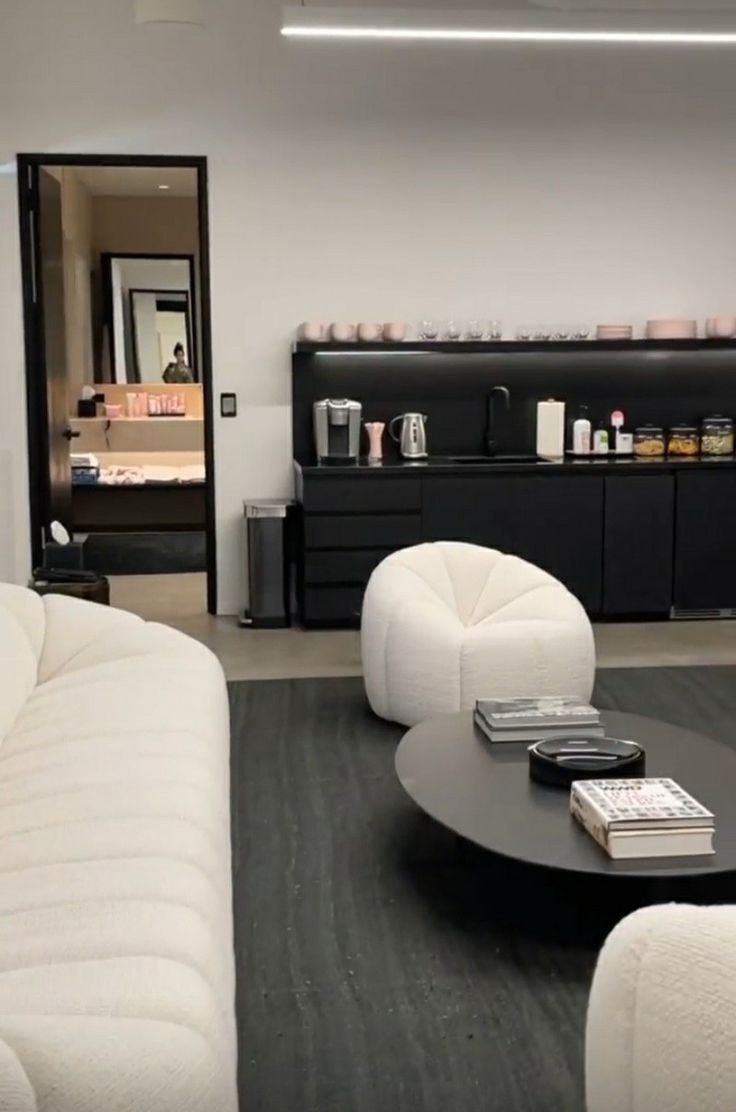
395, 710, 736, 879
528, 735, 645, 788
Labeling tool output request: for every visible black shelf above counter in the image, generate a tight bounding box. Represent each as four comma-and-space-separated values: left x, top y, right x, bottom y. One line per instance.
294, 338, 736, 356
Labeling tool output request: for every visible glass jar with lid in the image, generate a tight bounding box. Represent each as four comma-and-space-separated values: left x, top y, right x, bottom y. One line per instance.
667, 424, 699, 457
634, 426, 666, 458
701, 416, 734, 456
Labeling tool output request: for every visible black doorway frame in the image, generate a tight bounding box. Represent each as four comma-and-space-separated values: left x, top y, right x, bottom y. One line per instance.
16, 153, 218, 614
102, 253, 198, 382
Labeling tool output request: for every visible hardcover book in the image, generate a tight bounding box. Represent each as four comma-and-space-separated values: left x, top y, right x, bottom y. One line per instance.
475, 696, 600, 730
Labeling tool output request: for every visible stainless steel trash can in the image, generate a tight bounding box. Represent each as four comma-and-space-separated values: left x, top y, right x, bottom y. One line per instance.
239, 499, 292, 628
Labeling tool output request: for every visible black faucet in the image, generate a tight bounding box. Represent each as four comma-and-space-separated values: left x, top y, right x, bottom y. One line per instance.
485, 385, 511, 456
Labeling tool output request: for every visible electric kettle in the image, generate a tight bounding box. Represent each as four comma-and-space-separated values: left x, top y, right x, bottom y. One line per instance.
389, 413, 428, 459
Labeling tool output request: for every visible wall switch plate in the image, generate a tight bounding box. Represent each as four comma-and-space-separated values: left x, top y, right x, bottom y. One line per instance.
221, 393, 237, 417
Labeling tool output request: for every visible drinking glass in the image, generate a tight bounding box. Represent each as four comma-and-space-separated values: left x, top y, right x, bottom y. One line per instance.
573, 324, 591, 341
516, 325, 533, 341
466, 320, 485, 341
487, 320, 503, 341
419, 320, 439, 340
445, 320, 462, 342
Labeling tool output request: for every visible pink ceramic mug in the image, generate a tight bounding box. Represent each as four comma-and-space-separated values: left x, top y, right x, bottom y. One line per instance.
329, 322, 357, 342
706, 316, 736, 339
297, 321, 326, 342
357, 322, 382, 343
383, 322, 407, 342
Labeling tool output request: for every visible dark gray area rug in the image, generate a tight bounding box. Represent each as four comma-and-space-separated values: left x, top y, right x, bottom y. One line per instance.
229, 667, 736, 1112
83, 531, 206, 575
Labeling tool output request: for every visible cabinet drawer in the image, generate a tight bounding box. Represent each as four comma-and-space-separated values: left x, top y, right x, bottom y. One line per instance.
302, 478, 421, 514
304, 549, 394, 585
302, 586, 365, 624
304, 514, 421, 550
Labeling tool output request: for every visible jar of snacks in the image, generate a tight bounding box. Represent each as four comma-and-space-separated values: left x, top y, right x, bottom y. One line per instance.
633, 426, 666, 458
667, 425, 699, 457
701, 416, 734, 457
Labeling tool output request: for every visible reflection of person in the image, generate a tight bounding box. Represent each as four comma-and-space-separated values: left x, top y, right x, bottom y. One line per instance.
163, 343, 194, 383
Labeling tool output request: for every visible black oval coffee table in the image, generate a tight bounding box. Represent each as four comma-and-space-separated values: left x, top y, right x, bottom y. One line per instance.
395, 711, 736, 878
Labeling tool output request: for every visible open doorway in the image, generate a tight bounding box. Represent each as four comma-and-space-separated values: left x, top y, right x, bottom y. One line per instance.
17, 155, 217, 617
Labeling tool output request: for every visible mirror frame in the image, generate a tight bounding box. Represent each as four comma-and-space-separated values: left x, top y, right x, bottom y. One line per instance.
129, 287, 195, 382
102, 252, 198, 384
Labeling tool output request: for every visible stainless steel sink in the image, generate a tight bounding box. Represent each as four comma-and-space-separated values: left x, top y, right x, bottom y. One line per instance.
445, 454, 539, 464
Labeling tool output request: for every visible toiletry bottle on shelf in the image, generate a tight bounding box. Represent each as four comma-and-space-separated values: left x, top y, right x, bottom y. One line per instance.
593, 423, 609, 455
572, 406, 592, 455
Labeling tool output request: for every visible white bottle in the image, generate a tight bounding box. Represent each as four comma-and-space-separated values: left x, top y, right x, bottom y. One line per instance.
572, 411, 592, 455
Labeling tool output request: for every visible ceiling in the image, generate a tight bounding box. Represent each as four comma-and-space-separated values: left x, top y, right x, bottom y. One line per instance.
322, 0, 736, 9
71, 166, 197, 198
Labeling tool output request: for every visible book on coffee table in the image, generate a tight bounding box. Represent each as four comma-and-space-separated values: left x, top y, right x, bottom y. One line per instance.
571, 778, 715, 859
474, 696, 603, 743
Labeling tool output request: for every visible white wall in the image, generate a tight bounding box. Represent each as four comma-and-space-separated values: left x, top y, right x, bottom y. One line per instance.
3, 0, 736, 610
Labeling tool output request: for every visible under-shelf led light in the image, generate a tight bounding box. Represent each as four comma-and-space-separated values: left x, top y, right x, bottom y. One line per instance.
281, 6, 736, 45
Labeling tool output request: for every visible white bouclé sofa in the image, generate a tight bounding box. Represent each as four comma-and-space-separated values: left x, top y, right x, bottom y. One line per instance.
0, 585, 237, 1112
587, 903, 736, 1112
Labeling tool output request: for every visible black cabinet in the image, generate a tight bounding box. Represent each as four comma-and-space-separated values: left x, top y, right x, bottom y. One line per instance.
674, 472, 736, 613
299, 475, 422, 625
296, 464, 736, 626
423, 474, 604, 612
603, 475, 674, 615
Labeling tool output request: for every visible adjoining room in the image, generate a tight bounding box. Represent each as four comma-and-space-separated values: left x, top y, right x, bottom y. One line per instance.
3, 2, 736, 1111
19, 158, 214, 621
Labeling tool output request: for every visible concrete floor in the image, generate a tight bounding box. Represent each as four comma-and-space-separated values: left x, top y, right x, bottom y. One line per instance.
109, 572, 736, 682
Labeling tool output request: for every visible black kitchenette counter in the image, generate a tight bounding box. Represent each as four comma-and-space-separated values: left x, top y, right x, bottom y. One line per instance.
294, 453, 736, 624
295, 455, 736, 479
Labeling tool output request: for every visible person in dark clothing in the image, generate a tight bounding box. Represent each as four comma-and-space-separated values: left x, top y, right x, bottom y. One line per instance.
163, 343, 194, 383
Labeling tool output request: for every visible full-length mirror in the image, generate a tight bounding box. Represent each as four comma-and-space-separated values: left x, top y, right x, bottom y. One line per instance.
104, 254, 198, 383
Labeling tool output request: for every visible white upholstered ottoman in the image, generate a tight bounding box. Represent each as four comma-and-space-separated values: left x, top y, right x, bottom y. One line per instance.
361, 542, 595, 726
0, 585, 237, 1112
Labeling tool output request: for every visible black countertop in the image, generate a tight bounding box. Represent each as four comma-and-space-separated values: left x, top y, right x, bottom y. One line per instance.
295, 455, 736, 478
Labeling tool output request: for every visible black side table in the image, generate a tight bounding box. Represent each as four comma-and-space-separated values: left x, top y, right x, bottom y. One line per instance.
30, 576, 111, 606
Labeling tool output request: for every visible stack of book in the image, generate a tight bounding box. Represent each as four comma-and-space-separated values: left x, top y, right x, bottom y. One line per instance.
474, 696, 604, 744
571, 777, 715, 859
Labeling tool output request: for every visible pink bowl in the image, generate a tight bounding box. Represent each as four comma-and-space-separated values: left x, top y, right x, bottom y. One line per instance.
597, 324, 633, 340
646, 319, 697, 340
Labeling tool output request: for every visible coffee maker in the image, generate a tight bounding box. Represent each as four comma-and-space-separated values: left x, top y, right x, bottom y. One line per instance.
313, 399, 362, 463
